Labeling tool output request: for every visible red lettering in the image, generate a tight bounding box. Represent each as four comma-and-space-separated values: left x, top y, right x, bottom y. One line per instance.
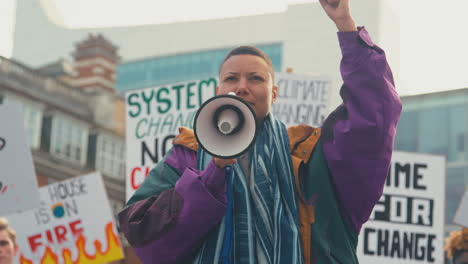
28, 234, 42, 252
54, 225, 67, 243
131, 166, 151, 190
28, 220, 85, 250
131, 167, 141, 190
46, 230, 53, 243
69, 220, 83, 237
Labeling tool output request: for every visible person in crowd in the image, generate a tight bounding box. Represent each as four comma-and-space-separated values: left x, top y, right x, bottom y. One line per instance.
0, 217, 18, 264
119, 0, 402, 263
445, 228, 468, 264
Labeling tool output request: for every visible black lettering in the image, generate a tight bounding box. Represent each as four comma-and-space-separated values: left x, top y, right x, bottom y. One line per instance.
377, 229, 389, 256
141, 139, 158, 165
363, 228, 376, 255
395, 162, 411, 188
390, 230, 401, 258
414, 233, 426, 260
402, 232, 413, 259
427, 234, 436, 262
162, 135, 175, 156
413, 163, 427, 190
64, 200, 78, 216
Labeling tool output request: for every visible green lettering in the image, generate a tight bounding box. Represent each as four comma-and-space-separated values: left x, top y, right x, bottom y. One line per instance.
141, 90, 155, 115
173, 112, 185, 130
186, 111, 196, 129
171, 84, 184, 110
161, 114, 175, 134
135, 118, 148, 139
186, 82, 196, 109
198, 78, 217, 106
156, 87, 171, 114
148, 116, 162, 136
127, 93, 141, 118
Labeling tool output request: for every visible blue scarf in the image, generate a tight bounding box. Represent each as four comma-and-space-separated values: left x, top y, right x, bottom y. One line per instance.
193, 114, 303, 264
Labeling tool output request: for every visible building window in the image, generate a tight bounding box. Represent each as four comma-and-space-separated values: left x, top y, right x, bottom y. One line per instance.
395, 110, 418, 152
116, 43, 283, 92
96, 134, 125, 180
22, 104, 43, 149
448, 104, 468, 162
50, 117, 88, 165
4, 95, 43, 149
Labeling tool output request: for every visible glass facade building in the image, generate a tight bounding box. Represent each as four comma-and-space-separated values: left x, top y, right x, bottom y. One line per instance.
394, 89, 468, 233
116, 43, 283, 93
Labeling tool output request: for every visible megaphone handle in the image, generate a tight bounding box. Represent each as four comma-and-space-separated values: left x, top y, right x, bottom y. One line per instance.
221, 165, 234, 264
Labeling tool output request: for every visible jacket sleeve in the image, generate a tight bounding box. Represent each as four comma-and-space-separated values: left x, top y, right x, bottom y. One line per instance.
118, 145, 227, 264
321, 27, 402, 233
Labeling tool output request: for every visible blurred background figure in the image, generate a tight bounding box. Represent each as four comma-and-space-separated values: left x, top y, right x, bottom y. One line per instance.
0, 217, 18, 264
445, 228, 468, 264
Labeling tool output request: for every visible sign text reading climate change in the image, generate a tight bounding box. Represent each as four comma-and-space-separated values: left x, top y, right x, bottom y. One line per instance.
273, 73, 331, 128
125, 78, 217, 199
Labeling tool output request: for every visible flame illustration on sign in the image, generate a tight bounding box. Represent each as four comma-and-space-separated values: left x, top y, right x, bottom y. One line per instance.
19, 222, 124, 264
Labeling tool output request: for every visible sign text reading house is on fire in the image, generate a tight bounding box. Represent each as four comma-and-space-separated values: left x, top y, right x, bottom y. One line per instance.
6, 172, 124, 264
357, 152, 446, 264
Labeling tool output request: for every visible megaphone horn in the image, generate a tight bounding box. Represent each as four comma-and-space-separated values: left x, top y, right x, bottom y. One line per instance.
213, 105, 245, 135
194, 93, 257, 159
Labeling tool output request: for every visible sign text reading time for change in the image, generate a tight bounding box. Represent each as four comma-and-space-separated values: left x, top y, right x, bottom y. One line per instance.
358, 153, 446, 264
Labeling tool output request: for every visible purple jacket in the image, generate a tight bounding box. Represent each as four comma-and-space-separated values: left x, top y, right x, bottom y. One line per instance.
119, 27, 402, 264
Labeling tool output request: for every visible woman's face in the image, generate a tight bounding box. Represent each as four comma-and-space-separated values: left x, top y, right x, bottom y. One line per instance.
217, 54, 277, 121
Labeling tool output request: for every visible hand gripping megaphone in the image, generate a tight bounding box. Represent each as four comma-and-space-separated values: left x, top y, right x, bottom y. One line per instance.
194, 92, 258, 159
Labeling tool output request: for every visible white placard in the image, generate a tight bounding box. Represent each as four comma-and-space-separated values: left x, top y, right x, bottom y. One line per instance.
125, 78, 217, 200
357, 152, 446, 264
273, 73, 331, 128
6, 172, 124, 264
454, 189, 468, 227
0, 103, 40, 214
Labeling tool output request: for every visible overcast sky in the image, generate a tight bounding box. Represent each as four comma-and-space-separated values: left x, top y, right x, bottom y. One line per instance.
1, 0, 468, 95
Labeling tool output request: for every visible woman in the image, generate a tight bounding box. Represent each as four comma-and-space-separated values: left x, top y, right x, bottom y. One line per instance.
119, 0, 402, 263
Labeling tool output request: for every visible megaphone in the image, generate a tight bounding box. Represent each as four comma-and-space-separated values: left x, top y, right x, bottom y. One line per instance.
194, 92, 257, 159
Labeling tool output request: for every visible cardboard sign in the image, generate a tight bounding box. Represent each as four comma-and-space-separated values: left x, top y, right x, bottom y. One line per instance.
273, 73, 331, 128
357, 152, 446, 264
0, 103, 40, 214
125, 78, 217, 200
6, 172, 124, 264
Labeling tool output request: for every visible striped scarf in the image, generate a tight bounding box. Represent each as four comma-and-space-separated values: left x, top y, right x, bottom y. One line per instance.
193, 114, 303, 264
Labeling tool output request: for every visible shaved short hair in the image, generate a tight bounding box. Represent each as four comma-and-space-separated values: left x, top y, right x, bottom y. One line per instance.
219, 46, 275, 81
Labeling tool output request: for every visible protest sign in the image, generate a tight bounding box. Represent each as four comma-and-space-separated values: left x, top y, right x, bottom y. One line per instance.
273, 73, 331, 128
125, 78, 217, 200
6, 172, 124, 264
0, 103, 40, 214
357, 152, 446, 264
